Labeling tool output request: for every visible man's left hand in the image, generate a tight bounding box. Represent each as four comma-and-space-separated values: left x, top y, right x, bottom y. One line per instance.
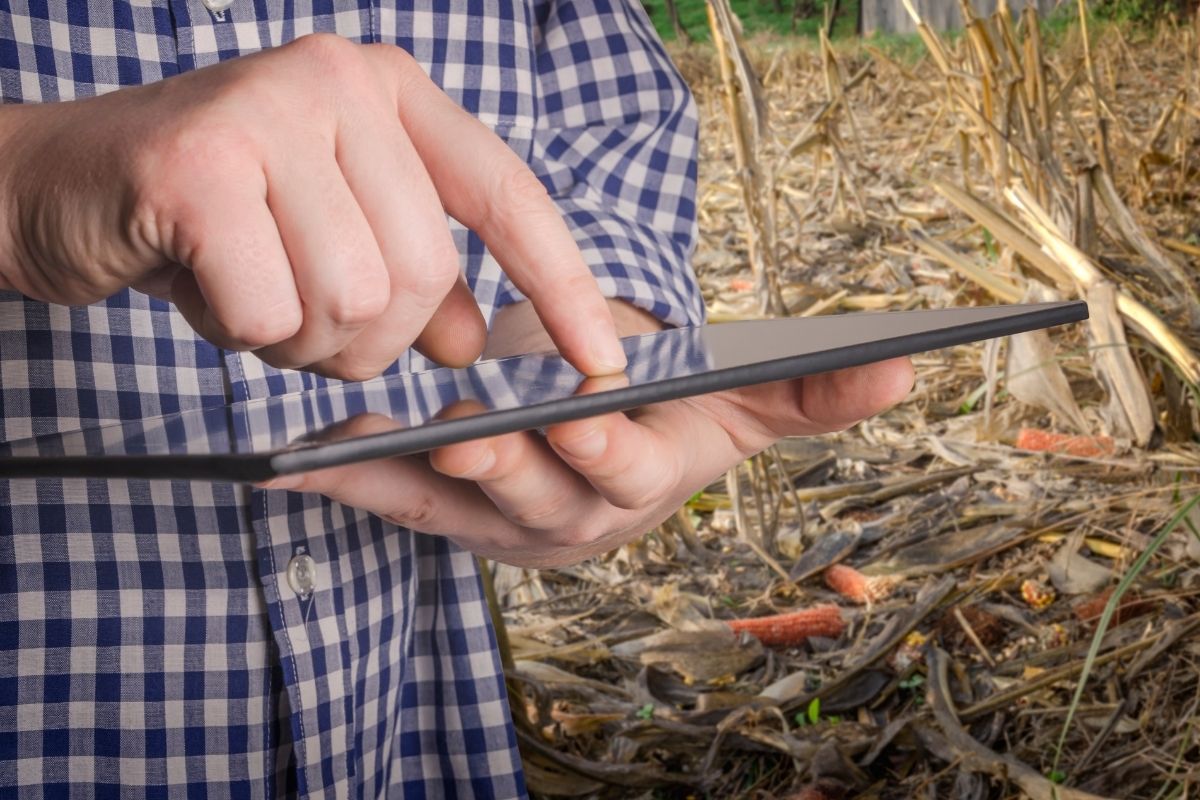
261, 300, 914, 568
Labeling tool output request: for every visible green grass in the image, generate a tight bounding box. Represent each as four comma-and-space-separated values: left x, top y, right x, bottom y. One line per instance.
1052, 489, 1200, 782
860, 30, 937, 62
643, 0, 1161, 52
642, 0, 860, 42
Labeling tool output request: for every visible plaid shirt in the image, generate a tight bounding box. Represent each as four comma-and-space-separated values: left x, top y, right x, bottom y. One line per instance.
0, 2, 702, 798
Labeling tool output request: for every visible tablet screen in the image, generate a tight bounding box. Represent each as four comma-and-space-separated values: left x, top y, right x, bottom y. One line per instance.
0, 301, 1087, 481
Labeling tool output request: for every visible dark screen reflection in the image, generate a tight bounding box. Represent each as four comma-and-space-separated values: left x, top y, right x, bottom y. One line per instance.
0, 302, 1087, 479
0, 322, 711, 460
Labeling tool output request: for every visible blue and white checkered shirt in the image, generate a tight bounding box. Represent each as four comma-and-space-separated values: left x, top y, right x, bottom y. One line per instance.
0, 2, 703, 797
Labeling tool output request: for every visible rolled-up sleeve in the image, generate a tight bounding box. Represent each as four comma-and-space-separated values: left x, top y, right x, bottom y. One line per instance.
496, 0, 705, 328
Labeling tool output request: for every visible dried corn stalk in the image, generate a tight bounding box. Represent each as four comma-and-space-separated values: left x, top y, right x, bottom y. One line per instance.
1084, 283, 1155, 445
897, 0, 1200, 447
706, 0, 786, 316
1005, 185, 1200, 388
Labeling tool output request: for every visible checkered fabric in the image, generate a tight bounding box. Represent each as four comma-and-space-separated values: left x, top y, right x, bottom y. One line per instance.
0, 321, 712, 469
0, 1, 702, 798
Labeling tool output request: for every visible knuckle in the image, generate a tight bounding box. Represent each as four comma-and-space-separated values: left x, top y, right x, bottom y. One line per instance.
287, 35, 374, 107
481, 165, 551, 231
613, 484, 667, 512
221, 310, 301, 349
497, 165, 551, 211
613, 465, 678, 511
289, 33, 362, 74
563, 270, 600, 298
382, 491, 439, 531
373, 44, 426, 101
402, 256, 459, 305
375, 42, 419, 74
323, 277, 390, 328
508, 497, 567, 529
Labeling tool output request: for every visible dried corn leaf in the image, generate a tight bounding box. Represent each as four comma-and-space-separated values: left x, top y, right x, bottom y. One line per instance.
612, 628, 763, 684
862, 523, 1025, 577
1048, 532, 1113, 595
1086, 282, 1155, 446
1005, 285, 1089, 433
521, 757, 606, 797
1090, 166, 1200, 322
651, 583, 729, 632
788, 527, 861, 582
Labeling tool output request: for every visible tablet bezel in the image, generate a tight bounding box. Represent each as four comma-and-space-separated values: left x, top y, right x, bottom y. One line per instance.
0, 301, 1089, 482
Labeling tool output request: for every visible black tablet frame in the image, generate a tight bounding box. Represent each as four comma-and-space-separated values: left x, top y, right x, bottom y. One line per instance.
0, 301, 1088, 482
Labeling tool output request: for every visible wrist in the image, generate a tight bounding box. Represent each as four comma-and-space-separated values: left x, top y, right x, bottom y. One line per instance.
0, 109, 19, 290
0, 104, 42, 293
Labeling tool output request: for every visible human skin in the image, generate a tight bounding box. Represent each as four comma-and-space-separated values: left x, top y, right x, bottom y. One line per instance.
0, 33, 914, 567
262, 298, 915, 568
0, 34, 627, 379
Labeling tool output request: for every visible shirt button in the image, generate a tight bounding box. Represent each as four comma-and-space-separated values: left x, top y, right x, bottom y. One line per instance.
201, 0, 235, 12
287, 554, 318, 599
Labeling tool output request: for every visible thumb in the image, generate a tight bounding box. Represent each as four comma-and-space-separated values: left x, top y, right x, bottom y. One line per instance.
797, 357, 915, 431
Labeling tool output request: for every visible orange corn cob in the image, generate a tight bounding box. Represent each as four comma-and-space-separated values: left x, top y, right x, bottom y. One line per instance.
726, 605, 846, 646
1073, 588, 1154, 626
1015, 428, 1115, 459
1020, 578, 1056, 611
823, 564, 897, 604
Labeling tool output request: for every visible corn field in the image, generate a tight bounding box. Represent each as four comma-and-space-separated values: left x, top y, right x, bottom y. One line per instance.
495, 5, 1200, 798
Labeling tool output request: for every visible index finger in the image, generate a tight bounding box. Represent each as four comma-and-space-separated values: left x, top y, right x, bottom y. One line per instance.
366, 46, 627, 376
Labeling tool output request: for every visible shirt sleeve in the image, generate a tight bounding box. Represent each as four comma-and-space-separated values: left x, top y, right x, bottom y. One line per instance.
494, 0, 705, 328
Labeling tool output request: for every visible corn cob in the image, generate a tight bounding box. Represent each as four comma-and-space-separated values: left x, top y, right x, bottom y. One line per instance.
725, 605, 845, 646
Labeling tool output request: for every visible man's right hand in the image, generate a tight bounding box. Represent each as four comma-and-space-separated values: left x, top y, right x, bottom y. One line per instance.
0, 34, 627, 380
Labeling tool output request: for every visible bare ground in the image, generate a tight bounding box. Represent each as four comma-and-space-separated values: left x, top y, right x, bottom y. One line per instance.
500, 14, 1200, 800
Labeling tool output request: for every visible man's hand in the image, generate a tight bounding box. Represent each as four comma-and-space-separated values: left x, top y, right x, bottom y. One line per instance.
0, 34, 626, 380
261, 301, 915, 568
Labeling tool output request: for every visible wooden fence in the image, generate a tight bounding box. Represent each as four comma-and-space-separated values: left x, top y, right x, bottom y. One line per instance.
859, 0, 1065, 33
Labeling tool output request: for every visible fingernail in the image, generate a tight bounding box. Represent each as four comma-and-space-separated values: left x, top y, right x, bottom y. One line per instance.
556, 428, 607, 461
259, 474, 303, 491
456, 447, 496, 479
592, 333, 627, 374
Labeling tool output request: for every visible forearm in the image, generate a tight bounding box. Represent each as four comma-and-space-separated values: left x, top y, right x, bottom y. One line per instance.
0, 97, 133, 303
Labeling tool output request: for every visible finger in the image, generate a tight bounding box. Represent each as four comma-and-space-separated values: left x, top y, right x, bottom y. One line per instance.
130, 263, 184, 302
168, 172, 303, 351
410, 275, 489, 367
254, 153, 391, 372
547, 371, 720, 510
312, 102, 485, 378
270, 456, 509, 538
261, 415, 517, 539
366, 45, 626, 377
717, 356, 916, 446
545, 409, 691, 511
796, 357, 915, 429
429, 402, 609, 531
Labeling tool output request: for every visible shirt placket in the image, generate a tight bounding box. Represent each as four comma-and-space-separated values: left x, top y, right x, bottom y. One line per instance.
165, 2, 362, 796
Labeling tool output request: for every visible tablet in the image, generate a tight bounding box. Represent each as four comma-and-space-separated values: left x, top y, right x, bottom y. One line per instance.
0, 301, 1087, 482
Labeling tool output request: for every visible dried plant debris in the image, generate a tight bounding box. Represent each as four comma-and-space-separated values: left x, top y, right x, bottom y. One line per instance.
500, 11, 1200, 800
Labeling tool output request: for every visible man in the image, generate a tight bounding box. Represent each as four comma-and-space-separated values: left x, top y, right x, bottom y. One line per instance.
0, 1, 912, 797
